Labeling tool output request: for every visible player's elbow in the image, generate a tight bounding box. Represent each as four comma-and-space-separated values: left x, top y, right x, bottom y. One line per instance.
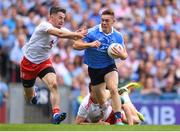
72, 41, 84, 50
57, 32, 65, 38
72, 43, 82, 50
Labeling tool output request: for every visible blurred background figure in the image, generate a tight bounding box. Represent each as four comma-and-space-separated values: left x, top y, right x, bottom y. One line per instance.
0, 74, 9, 123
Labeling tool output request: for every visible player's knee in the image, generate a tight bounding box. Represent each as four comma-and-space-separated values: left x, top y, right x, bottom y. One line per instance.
49, 81, 58, 90
98, 98, 106, 104
109, 88, 118, 95
22, 79, 35, 88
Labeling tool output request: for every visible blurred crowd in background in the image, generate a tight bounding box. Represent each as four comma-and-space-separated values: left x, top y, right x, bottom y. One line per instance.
0, 0, 180, 118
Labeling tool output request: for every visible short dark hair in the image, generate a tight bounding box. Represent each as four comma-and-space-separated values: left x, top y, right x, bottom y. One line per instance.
88, 83, 92, 93
50, 6, 66, 15
101, 9, 115, 17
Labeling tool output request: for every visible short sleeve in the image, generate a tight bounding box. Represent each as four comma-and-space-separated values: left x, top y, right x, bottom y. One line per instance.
116, 31, 125, 47
83, 28, 94, 43
77, 104, 88, 118
38, 22, 54, 32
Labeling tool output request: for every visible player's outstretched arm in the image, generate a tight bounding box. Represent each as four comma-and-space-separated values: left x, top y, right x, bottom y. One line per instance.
75, 116, 86, 124
75, 116, 110, 125
73, 40, 101, 50
47, 27, 84, 40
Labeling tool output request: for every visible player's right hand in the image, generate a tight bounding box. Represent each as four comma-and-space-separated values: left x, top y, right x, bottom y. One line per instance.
90, 40, 101, 48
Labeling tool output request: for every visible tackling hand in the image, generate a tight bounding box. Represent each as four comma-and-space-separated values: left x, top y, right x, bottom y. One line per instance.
90, 40, 101, 48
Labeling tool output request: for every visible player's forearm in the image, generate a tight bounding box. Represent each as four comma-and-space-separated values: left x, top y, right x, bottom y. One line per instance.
58, 31, 81, 39
48, 28, 82, 39
56, 31, 81, 40
79, 121, 109, 125
73, 40, 92, 50
79, 122, 96, 125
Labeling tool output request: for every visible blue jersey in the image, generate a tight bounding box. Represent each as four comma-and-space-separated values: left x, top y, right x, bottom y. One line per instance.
83, 24, 125, 68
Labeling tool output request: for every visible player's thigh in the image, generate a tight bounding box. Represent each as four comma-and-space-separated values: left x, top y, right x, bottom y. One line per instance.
42, 72, 57, 89
124, 103, 137, 116
123, 104, 133, 120
129, 103, 138, 116
125, 103, 141, 124
93, 83, 106, 95
104, 71, 119, 90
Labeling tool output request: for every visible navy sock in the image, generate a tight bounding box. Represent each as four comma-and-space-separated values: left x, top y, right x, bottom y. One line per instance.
31, 96, 38, 104
114, 112, 122, 119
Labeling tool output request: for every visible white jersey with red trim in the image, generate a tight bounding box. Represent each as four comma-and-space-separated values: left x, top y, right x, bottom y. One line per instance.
77, 94, 112, 123
22, 21, 58, 64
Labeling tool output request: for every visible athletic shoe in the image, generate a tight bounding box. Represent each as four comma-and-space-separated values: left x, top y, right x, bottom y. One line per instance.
30, 86, 39, 104
118, 86, 129, 95
137, 111, 145, 122
53, 112, 67, 124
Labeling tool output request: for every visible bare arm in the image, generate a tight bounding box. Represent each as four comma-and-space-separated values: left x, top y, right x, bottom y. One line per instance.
73, 39, 101, 50
47, 27, 84, 40
75, 116, 86, 124
80, 121, 110, 125
75, 116, 110, 125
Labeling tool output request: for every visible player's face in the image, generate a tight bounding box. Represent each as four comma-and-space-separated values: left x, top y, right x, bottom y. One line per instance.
51, 12, 65, 29
101, 15, 115, 33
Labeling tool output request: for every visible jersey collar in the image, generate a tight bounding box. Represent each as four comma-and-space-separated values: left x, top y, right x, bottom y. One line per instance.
99, 24, 114, 36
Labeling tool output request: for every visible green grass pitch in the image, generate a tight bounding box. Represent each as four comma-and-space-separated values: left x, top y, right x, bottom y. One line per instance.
0, 124, 180, 131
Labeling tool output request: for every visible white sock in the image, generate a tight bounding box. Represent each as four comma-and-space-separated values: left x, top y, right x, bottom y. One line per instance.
121, 92, 131, 104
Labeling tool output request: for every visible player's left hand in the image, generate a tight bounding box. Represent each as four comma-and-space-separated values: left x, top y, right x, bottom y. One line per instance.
111, 45, 127, 60
90, 40, 101, 48
111, 45, 123, 56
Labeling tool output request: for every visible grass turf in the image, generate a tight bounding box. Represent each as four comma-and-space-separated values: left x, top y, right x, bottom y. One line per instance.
0, 124, 180, 131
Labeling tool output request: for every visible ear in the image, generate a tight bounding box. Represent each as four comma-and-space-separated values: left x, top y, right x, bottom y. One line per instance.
50, 14, 55, 19
47, 14, 51, 20
113, 18, 116, 23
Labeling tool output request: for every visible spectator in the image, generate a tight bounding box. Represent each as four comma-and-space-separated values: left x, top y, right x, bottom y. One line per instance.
0, 75, 8, 106
88, 2, 101, 25
141, 75, 161, 96
9, 33, 26, 82
0, 26, 15, 79
52, 53, 72, 87
161, 75, 177, 94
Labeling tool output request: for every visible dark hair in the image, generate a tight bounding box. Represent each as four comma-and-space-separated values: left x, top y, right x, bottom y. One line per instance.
88, 82, 92, 93
101, 9, 115, 17
50, 6, 66, 15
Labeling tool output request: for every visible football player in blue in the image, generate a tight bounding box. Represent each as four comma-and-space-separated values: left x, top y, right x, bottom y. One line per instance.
73, 8, 128, 125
